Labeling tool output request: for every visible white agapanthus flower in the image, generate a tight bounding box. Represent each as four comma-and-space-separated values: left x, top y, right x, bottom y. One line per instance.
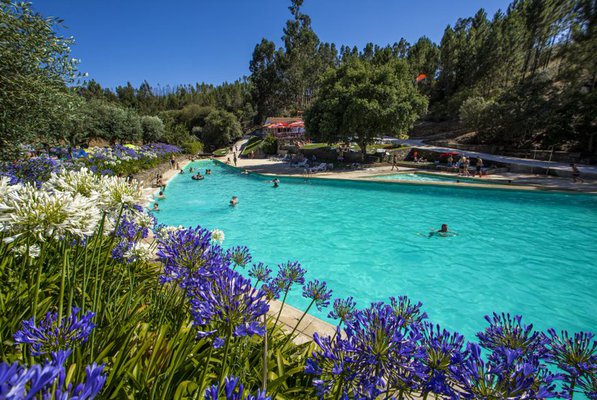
44, 168, 101, 199
2, 184, 101, 242
0, 177, 20, 232
96, 175, 146, 212
156, 225, 184, 237
211, 229, 225, 243
12, 244, 41, 259
124, 241, 153, 263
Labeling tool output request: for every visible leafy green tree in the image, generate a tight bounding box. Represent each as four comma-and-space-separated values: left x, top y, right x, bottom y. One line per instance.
81, 100, 142, 143
200, 109, 243, 150
459, 96, 494, 131
0, 1, 81, 157
249, 39, 285, 123
305, 59, 428, 156
178, 104, 215, 131
162, 123, 193, 146
140, 115, 165, 143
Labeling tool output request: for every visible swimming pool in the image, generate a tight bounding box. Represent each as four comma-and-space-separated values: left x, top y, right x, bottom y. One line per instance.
373, 172, 493, 184
154, 160, 597, 339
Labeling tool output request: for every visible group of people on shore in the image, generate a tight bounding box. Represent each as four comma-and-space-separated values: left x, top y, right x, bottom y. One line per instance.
447, 155, 484, 178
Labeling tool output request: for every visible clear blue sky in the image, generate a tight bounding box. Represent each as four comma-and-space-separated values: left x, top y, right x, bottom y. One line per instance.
33, 0, 512, 89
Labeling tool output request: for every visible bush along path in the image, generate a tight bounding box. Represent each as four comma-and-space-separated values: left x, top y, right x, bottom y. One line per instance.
0, 169, 594, 399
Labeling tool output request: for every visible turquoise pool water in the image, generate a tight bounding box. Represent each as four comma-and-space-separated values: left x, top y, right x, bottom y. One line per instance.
154, 160, 597, 340
374, 172, 491, 184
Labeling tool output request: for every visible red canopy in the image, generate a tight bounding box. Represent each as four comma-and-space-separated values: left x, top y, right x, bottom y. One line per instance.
288, 121, 304, 128
265, 122, 289, 129
415, 73, 427, 82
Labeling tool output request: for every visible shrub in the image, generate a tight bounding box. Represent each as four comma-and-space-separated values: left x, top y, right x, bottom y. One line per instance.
182, 140, 204, 155
262, 135, 278, 155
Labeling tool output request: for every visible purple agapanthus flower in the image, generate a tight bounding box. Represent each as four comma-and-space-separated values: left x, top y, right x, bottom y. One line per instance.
270, 261, 306, 294
157, 225, 228, 286
418, 322, 466, 397
547, 329, 596, 399
302, 279, 332, 311
248, 262, 272, 285
204, 375, 270, 400
389, 295, 428, 328
227, 246, 252, 269
305, 332, 359, 398
0, 349, 105, 399
308, 301, 425, 398
477, 313, 550, 368
111, 212, 151, 262
328, 297, 357, 324
188, 268, 269, 346
452, 342, 558, 399
14, 308, 95, 356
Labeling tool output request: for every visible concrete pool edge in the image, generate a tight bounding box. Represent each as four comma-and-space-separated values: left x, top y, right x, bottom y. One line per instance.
210, 158, 597, 196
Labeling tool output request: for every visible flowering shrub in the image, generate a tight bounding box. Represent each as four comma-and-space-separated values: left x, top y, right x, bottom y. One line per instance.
0, 143, 181, 187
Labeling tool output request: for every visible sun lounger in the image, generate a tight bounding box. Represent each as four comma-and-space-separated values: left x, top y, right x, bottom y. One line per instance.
291, 159, 309, 168
309, 163, 328, 173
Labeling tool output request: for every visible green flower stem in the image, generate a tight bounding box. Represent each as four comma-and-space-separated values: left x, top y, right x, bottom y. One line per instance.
31, 243, 47, 324
281, 299, 314, 349
57, 242, 69, 323
272, 288, 289, 331
196, 343, 215, 399
262, 314, 268, 392
217, 328, 233, 395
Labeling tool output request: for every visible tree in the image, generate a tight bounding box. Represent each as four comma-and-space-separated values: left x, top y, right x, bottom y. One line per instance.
459, 96, 494, 131
140, 115, 165, 143
249, 39, 284, 123
200, 110, 243, 150
81, 100, 142, 143
305, 59, 428, 156
0, 1, 81, 157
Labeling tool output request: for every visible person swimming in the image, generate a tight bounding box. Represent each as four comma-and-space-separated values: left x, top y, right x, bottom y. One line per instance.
157, 191, 166, 199
192, 173, 204, 180
179, 169, 184, 174
272, 178, 280, 188
230, 196, 238, 206
428, 224, 457, 238
241, 169, 250, 175
152, 203, 160, 212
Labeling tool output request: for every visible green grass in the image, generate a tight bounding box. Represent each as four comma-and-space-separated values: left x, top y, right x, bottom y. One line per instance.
301, 143, 329, 149
241, 137, 264, 155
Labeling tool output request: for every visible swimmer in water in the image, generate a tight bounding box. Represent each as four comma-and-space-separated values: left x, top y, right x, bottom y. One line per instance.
230, 196, 238, 206
152, 203, 160, 212
157, 191, 166, 199
428, 224, 457, 238
272, 178, 280, 188
241, 169, 250, 175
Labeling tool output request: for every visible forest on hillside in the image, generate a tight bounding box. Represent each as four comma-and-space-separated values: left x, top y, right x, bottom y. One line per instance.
1, 0, 595, 159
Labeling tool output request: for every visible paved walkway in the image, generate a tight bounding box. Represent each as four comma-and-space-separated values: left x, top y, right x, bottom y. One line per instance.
398, 139, 597, 177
